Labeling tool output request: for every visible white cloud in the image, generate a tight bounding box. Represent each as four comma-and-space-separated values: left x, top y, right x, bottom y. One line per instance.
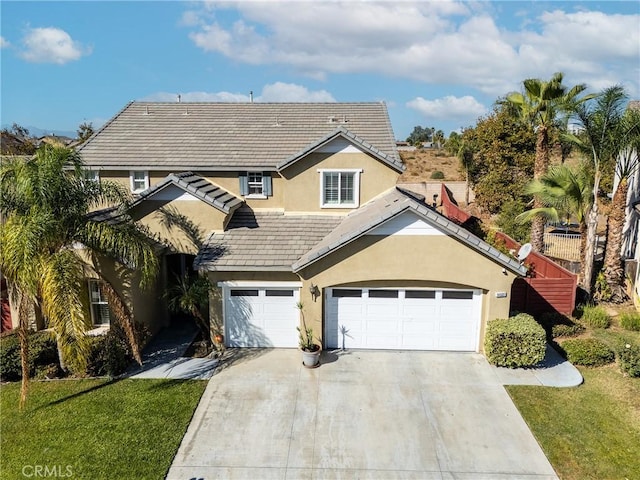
19, 27, 90, 64
141, 82, 336, 103
183, 3, 639, 97
407, 95, 488, 121
0, 36, 9, 49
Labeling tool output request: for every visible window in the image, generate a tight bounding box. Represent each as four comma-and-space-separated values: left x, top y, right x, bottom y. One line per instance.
442, 291, 474, 300
405, 290, 436, 299
83, 169, 99, 182
230, 289, 259, 297
319, 170, 361, 208
332, 289, 362, 298
265, 289, 295, 297
369, 290, 398, 298
239, 172, 272, 198
130, 170, 149, 193
88, 280, 111, 326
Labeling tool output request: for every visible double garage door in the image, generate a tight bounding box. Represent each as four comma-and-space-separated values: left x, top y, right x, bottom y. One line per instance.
223, 284, 482, 351
325, 288, 482, 351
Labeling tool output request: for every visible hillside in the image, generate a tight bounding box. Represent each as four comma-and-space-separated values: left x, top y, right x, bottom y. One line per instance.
398, 149, 464, 183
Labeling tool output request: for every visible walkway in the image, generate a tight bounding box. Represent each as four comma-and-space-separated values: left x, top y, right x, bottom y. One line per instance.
127, 320, 219, 380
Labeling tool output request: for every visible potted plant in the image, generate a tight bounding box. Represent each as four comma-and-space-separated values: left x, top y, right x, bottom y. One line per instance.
296, 302, 321, 368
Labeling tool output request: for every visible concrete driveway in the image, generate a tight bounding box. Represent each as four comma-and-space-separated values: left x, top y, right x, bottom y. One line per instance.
167, 349, 557, 480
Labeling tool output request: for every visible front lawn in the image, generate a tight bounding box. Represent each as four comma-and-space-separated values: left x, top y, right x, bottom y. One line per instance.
0, 379, 207, 479
507, 366, 640, 480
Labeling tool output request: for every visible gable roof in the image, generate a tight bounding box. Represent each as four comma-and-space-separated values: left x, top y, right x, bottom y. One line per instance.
276, 126, 405, 173
195, 208, 343, 271
292, 188, 527, 275
77, 102, 401, 171
130, 172, 243, 214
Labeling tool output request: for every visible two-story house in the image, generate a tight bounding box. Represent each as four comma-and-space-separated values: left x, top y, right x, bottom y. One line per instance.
78, 101, 525, 352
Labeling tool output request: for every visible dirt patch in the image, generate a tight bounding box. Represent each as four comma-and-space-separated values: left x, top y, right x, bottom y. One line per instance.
398, 149, 464, 183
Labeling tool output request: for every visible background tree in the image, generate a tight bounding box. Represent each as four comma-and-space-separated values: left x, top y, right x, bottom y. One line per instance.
76, 122, 95, 143
433, 129, 445, 149
564, 85, 628, 295
504, 72, 591, 252
406, 125, 433, 146
0, 123, 36, 155
463, 106, 535, 214
0, 145, 158, 408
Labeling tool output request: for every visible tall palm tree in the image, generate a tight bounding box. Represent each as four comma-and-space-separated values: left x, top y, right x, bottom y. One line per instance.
564, 85, 629, 296
505, 72, 591, 252
517, 163, 593, 281
602, 105, 640, 300
0, 145, 158, 408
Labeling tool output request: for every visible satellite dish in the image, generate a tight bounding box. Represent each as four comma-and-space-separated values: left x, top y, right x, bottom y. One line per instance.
517, 243, 532, 262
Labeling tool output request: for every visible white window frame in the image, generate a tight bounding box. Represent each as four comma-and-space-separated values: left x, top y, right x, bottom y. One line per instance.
318, 169, 361, 208
83, 169, 100, 182
129, 170, 149, 193
247, 171, 266, 199
88, 280, 111, 326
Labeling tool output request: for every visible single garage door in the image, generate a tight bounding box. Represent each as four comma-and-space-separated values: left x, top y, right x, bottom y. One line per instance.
325, 288, 481, 351
224, 286, 300, 347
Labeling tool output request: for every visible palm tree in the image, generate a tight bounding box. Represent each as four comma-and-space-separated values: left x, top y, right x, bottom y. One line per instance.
517, 163, 593, 281
564, 85, 629, 296
457, 137, 475, 206
165, 273, 214, 345
602, 105, 640, 300
505, 72, 591, 252
0, 145, 158, 408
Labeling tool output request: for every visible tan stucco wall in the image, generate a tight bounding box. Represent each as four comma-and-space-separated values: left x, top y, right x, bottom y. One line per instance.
89, 253, 169, 336
130, 199, 229, 254
296, 234, 518, 352
280, 152, 399, 213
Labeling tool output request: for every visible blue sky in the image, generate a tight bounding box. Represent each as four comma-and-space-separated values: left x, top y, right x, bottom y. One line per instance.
1, 1, 638, 140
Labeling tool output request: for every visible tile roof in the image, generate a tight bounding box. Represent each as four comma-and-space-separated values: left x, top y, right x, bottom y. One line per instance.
131, 172, 243, 214
77, 102, 401, 170
277, 126, 405, 173
194, 208, 343, 271
292, 187, 527, 275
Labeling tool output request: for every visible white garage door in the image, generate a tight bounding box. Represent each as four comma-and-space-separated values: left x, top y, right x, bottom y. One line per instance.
223, 285, 300, 347
325, 288, 481, 351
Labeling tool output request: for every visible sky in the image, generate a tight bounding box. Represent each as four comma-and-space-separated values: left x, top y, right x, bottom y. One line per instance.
1, 1, 639, 140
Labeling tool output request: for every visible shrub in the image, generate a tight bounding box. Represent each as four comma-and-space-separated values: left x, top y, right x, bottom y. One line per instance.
72, 327, 133, 377
430, 170, 445, 179
484, 313, 547, 368
561, 338, 615, 366
551, 323, 585, 338
617, 343, 640, 377
495, 199, 531, 245
580, 304, 611, 329
619, 312, 640, 332
0, 331, 59, 381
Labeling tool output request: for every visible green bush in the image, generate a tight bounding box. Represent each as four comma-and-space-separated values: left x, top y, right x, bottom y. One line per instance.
71, 327, 133, 377
430, 170, 445, 179
580, 305, 611, 329
0, 331, 59, 381
484, 313, 547, 368
495, 199, 531, 245
552, 323, 585, 338
617, 343, 640, 377
561, 338, 615, 366
619, 312, 640, 332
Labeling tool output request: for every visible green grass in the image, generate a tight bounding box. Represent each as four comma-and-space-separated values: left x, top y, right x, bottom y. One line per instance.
507, 366, 640, 480
1, 378, 207, 479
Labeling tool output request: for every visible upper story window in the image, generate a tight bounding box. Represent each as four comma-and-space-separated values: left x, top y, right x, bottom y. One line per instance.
88, 280, 111, 326
319, 169, 361, 208
130, 170, 149, 193
83, 169, 99, 182
239, 172, 272, 199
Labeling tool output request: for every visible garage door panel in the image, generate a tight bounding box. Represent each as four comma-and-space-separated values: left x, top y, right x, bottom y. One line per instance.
326, 288, 480, 351
225, 287, 299, 348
